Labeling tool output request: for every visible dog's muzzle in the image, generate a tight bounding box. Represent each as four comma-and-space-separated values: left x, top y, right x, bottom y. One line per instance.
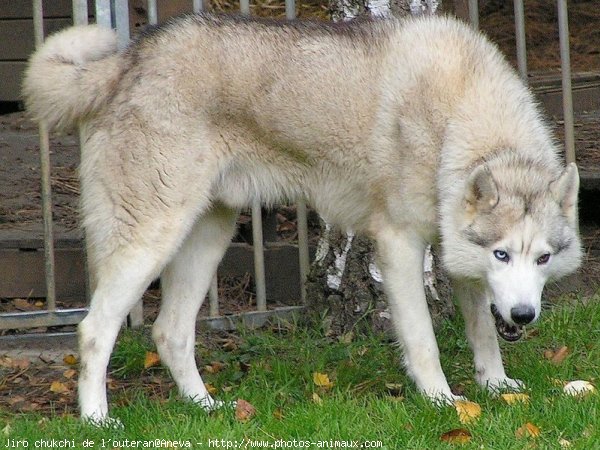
491, 304, 523, 342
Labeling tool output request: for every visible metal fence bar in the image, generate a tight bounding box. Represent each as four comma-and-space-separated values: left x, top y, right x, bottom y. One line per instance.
468, 0, 478, 29
147, 0, 158, 25
251, 201, 267, 311
513, 0, 527, 82
557, 0, 576, 165
238, 0, 263, 312
0, 309, 88, 330
209, 275, 219, 317
285, 0, 295, 20
95, 0, 112, 28
199, 0, 220, 320
33, 0, 57, 313
72, 0, 89, 25
114, 0, 130, 50
283, 0, 308, 306
240, 0, 250, 16
193, 0, 204, 13
90, 0, 141, 328
296, 201, 310, 304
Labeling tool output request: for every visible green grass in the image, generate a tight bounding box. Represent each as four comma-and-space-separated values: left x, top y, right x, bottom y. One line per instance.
2, 296, 599, 449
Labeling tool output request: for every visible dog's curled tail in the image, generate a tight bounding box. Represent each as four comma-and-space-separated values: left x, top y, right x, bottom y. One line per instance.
22, 25, 120, 131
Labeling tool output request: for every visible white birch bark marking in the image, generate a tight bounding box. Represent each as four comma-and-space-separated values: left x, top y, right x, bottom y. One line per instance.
326, 231, 355, 290
410, 0, 440, 16
366, 0, 392, 18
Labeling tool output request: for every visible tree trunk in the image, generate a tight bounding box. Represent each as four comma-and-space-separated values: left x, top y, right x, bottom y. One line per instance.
305, 0, 453, 338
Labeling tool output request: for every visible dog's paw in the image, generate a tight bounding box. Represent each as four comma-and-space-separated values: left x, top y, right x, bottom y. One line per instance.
424, 390, 467, 406
482, 377, 525, 394
83, 415, 124, 429
192, 395, 234, 412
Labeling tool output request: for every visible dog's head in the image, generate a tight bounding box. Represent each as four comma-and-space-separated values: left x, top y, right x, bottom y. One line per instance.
443, 156, 581, 341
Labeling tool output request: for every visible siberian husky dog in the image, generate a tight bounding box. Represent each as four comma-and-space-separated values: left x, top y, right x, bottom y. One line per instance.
23, 13, 581, 423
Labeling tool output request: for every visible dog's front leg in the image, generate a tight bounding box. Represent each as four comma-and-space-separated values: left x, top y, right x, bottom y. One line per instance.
374, 225, 459, 403
454, 280, 523, 393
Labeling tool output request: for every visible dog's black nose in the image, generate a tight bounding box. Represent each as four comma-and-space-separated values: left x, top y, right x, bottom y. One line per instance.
510, 304, 536, 325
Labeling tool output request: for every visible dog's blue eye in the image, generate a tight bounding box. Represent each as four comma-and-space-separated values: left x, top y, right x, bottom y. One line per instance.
537, 253, 551, 265
493, 250, 509, 262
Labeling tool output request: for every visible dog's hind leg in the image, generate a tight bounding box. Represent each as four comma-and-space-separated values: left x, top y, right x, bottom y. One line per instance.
374, 224, 460, 404
152, 205, 237, 409
454, 280, 523, 393
78, 194, 216, 424
78, 244, 170, 424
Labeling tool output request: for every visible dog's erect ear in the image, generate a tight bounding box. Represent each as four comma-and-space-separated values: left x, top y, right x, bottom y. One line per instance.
464, 165, 499, 213
550, 162, 579, 225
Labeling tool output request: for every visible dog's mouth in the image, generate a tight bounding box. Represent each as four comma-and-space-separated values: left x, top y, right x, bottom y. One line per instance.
491, 304, 523, 342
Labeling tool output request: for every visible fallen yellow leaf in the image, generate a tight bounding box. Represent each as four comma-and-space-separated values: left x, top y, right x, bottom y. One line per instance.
454, 400, 481, 424
273, 408, 284, 420
559, 437, 572, 448
204, 383, 217, 395
49, 381, 69, 394
311, 392, 323, 405
62, 368, 77, 379
63, 354, 77, 365
515, 422, 541, 438
144, 351, 160, 369
313, 372, 334, 389
440, 428, 472, 444
235, 399, 256, 422
385, 383, 403, 397
501, 393, 530, 405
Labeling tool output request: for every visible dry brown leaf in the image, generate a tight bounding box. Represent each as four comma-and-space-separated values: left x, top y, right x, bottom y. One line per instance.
515, 422, 541, 438
49, 380, 69, 394
313, 372, 334, 389
235, 399, 256, 422
501, 393, 531, 405
273, 408, 284, 420
144, 351, 160, 369
440, 428, 472, 444
13, 298, 36, 311
221, 338, 238, 351
204, 361, 225, 374
8, 395, 26, 406
544, 346, 570, 365
106, 377, 117, 391
63, 354, 77, 365
10, 358, 30, 371
552, 346, 570, 364
277, 221, 296, 232
204, 383, 217, 395
63, 368, 77, 379
454, 400, 481, 424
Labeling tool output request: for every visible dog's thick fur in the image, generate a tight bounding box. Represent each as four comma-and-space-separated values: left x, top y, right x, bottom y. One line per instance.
23, 14, 581, 422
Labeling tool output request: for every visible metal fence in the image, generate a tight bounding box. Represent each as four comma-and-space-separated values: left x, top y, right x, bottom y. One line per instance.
0, 0, 577, 338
